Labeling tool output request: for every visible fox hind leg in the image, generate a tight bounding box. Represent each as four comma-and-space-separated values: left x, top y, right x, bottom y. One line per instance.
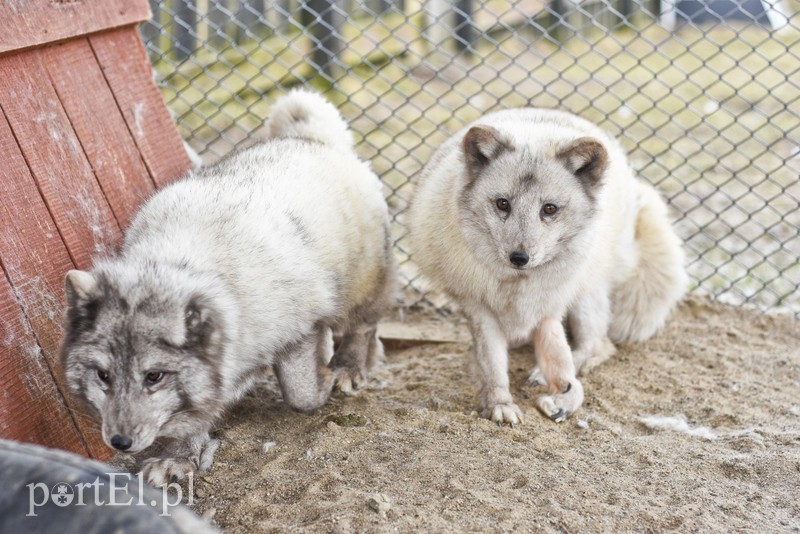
274, 324, 335, 411
568, 287, 617, 376
330, 324, 382, 395
330, 252, 395, 395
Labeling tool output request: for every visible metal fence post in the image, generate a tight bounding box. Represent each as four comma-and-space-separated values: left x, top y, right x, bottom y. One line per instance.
171, 0, 197, 61
207, 0, 232, 50
140, 0, 162, 49
454, 0, 475, 53
237, 0, 269, 42
547, 0, 570, 41
303, 0, 345, 77
424, 0, 475, 55
367, 0, 391, 16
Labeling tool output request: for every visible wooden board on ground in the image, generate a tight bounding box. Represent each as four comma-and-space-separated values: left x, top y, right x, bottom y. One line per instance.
379, 317, 471, 349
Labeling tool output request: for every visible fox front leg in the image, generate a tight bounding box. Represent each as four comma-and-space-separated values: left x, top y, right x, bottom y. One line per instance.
466, 311, 524, 427
532, 318, 584, 422
140, 432, 219, 487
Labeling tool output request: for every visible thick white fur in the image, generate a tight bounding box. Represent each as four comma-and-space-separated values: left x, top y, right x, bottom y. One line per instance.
119, 92, 390, 398
410, 108, 687, 425
65, 90, 393, 485
266, 89, 353, 152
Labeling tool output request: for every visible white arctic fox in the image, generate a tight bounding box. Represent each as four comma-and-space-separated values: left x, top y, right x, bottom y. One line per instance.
409, 108, 687, 426
60, 90, 395, 485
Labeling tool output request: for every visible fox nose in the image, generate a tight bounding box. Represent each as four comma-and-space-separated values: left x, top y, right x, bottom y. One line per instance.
110, 434, 133, 451
509, 251, 529, 267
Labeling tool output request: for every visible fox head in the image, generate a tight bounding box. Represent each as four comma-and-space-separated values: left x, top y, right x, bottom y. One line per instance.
60, 263, 234, 454
457, 124, 609, 273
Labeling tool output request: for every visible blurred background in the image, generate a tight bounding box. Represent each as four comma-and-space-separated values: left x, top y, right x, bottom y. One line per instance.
138, 0, 800, 315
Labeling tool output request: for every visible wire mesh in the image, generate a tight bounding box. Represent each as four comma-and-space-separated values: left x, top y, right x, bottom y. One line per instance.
140, 0, 800, 315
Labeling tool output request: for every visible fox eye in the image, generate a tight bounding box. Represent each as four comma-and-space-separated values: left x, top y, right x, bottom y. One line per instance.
145, 371, 165, 386
542, 203, 559, 216
496, 198, 510, 212
97, 369, 110, 383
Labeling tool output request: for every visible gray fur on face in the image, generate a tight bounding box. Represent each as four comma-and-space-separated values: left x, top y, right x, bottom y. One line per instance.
62, 265, 229, 453
458, 132, 604, 272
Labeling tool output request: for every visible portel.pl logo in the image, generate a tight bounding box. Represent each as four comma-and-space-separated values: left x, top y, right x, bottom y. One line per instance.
26, 472, 193, 517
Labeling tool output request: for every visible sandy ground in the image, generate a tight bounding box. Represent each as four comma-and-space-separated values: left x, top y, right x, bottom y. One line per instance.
123, 297, 799, 533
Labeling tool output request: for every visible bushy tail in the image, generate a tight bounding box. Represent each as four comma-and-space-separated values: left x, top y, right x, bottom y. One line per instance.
609, 182, 689, 343
265, 89, 353, 151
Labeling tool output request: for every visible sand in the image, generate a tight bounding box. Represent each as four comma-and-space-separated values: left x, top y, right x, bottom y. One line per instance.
128, 297, 799, 532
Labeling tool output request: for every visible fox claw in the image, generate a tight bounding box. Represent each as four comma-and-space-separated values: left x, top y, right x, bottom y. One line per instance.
483, 403, 524, 427
536, 379, 584, 423
140, 457, 196, 487
332, 368, 365, 396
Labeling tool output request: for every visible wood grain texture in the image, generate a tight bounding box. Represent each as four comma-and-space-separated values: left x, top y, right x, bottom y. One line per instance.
0, 48, 121, 270
43, 38, 157, 228
0, 19, 189, 460
0, 264, 89, 455
90, 28, 193, 188
0, 0, 151, 55
0, 108, 110, 460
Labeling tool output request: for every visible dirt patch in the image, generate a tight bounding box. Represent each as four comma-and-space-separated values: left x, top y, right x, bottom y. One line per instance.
140, 297, 800, 532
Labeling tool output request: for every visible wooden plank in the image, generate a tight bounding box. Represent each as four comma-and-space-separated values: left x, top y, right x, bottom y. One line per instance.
90, 28, 192, 188
378, 319, 471, 350
0, 48, 121, 270
0, 108, 110, 460
42, 38, 157, 229
0, 0, 151, 55
0, 265, 89, 455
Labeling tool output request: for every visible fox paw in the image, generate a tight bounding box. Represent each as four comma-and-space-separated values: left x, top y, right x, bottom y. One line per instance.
332, 368, 366, 396
536, 380, 584, 423
482, 403, 524, 427
574, 338, 617, 376
140, 457, 197, 487
197, 438, 220, 471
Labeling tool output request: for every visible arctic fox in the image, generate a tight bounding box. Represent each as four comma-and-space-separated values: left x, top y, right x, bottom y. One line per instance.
60, 90, 395, 485
409, 108, 687, 426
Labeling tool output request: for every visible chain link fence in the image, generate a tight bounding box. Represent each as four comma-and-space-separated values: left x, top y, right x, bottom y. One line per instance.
139, 0, 800, 315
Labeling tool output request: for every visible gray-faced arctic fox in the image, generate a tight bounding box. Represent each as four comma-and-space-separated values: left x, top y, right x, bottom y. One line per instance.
409, 108, 687, 426
60, 90, 395, 485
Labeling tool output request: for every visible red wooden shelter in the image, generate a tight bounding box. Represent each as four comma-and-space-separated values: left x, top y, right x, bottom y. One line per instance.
0, 0, 192, 460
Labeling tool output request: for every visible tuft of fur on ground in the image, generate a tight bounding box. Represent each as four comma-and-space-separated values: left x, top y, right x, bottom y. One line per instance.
135, 297, 799, 532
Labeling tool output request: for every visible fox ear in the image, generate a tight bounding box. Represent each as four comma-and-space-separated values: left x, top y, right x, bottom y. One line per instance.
463, 125, 514, 183
65, 270, 99, 309
184, 301, 215, 349
64, 270, 101, 335
557, 137, 608, 188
